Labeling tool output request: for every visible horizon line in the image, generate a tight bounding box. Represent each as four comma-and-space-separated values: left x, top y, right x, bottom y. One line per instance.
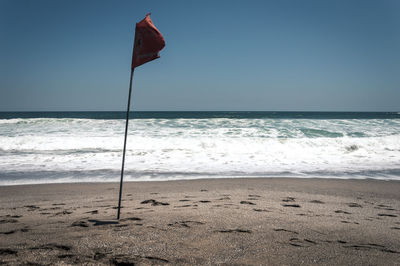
0, 110, 399, 113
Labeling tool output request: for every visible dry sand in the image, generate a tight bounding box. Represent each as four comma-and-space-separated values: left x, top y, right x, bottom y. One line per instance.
1, 178, 400, 265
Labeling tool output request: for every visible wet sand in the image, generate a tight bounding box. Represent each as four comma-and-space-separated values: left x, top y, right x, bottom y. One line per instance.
1, 178, 400, 265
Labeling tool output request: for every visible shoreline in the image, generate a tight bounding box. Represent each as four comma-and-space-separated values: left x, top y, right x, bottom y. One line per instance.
1, 175, 400, 187
1, 177, 400, 265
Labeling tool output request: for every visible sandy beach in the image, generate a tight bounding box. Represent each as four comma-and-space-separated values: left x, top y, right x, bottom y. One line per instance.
1, 178, 399, 265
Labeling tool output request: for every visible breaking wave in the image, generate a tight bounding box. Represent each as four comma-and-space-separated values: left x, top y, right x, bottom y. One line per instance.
0, 116, 399, 185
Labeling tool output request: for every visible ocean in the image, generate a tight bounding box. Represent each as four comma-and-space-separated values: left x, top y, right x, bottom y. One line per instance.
0, 111, 399, 185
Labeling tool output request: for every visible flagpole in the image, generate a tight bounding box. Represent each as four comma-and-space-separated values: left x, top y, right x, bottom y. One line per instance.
116, 13, 165, 220
117, 67, 135, 220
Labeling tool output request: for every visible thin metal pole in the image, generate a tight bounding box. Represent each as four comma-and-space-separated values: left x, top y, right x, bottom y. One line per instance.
117, 67, 135, 220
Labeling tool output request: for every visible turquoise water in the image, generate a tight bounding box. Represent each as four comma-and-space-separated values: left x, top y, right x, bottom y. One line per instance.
0, 111, 399, 185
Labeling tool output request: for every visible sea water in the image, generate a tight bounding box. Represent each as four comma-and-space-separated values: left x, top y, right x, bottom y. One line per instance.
0, 111, 399, 185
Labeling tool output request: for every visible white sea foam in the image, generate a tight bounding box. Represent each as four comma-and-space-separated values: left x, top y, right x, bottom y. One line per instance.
0, 118, 399, 185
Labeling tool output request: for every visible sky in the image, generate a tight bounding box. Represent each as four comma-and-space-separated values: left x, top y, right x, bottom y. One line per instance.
0, 0, 399, 112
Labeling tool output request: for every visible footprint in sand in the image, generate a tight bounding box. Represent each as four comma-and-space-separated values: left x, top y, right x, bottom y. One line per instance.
168, 221, 204, 228
253, 208, 271, 212
289, 238, 317, 247
248, 195, 261, 200
347, 203, 362, 208
273, 228, 299, 234
217, 229, 252, 233
20, 227, 29, 232
218, 196, 231, 200
341, 220, 359, 225
0, 230, 17, 235
111, 255, 169, 265
29, 243, 72, 251
0, 219, 18, 224
377, 213, 398, 217
84, 210, 98, 214
0, 248, 18, 256
309, 200, 325, 204
375, 205, 396, 211
282, 204, 301, 208
240, 201, 256, 205
120, 217, 142, 222
4, 215, 22, 218
140, 199, 169, 206
52, 210, 73, 216
93, 251, 110, 261
335, 210, 351, 214
58, 254, 76, 259
282, 197, 296, 202
281, 197, 300, 207
71, 221, 89, 227
174, 204, 198, 208
343, 243, 400, 254
24, 205, 40, 211
0, 226, 29, 235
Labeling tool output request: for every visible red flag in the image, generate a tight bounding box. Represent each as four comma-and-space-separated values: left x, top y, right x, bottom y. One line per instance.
131, 14, 165, 69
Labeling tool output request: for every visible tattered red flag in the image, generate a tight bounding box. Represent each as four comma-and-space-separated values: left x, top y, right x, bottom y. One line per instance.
131, 14, 165, 69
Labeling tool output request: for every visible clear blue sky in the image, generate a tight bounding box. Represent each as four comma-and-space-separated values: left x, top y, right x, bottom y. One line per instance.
1, 0, 399, 111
